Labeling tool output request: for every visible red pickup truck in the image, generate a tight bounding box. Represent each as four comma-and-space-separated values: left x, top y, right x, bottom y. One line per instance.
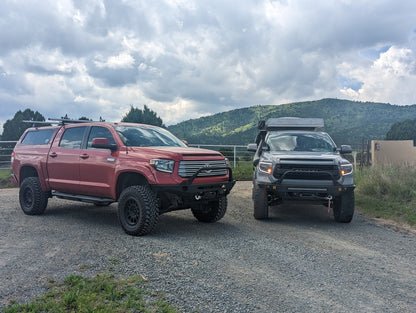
10, 120, 235, 236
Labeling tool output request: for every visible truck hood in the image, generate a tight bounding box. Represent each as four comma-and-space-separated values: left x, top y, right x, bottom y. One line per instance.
265, 151, 344, 163
126, 146, 224, 160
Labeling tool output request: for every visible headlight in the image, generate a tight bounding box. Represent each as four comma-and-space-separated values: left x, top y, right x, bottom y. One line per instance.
150, 159, 175, 173
225, 158, 230, 167
259, 161, 273, 174
340, 162, 353, 176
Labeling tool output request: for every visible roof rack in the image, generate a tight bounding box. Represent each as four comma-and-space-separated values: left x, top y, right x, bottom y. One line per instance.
48, 115, 106, 125
23, 115, 106, 127
22, 120, 53, 127
48, 118, 92, 125
264, 117, 324, 131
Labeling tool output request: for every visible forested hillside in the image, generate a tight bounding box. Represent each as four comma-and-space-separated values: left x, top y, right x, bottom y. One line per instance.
168, 99, 416, 145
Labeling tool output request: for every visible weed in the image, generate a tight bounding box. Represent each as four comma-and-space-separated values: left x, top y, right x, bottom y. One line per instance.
355, 166, 416, 226
4, 273, 179, 313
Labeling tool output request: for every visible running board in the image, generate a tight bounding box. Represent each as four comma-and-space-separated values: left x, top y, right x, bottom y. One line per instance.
52, 191, 115, 204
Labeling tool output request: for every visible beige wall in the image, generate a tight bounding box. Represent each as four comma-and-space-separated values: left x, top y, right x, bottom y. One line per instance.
371, 140, 416, 166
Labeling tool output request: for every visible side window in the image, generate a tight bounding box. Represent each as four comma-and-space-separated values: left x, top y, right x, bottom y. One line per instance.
87, 126, 116, 149
59, 127, 87, 149
21, 129, 55, 145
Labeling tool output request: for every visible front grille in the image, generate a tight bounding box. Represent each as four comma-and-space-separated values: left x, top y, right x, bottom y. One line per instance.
178, 160, 228, 178
273, 161, 340, 180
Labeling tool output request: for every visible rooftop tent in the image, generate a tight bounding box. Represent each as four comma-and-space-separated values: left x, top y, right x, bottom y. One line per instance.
265, 117, 324, 131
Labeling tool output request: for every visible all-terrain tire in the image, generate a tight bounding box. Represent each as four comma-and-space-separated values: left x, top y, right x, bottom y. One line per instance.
253, 183, 268, 219
19, 177, 48, 215
333, 190, 355, 223
118, 185, 159, 236
191, 197, 227, 223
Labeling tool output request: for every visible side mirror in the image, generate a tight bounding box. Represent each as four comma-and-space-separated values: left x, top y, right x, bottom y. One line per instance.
91, 138, 117, 151
339, 145, 352, 154
182, 140, 189, 146
247, 143, 258, 152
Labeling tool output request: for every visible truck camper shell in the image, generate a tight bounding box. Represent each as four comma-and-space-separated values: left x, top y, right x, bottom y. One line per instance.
264, 117, 324, 131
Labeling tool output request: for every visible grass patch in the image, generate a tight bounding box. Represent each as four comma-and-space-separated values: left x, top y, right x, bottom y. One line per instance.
233, 163, 253, 181
4, 273, 179, 313
0, 169, 14, 188
355, 166, 416, 226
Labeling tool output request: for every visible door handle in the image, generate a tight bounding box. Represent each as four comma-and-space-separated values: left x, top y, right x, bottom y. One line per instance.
80, 154, 89, 159
49, 152, 57, 158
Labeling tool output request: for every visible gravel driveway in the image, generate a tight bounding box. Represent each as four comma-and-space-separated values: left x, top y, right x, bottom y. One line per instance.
1, 182, 415, 312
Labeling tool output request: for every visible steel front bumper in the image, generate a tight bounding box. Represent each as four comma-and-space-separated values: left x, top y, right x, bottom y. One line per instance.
151, 166, 236, 203
260, 179, 355, 201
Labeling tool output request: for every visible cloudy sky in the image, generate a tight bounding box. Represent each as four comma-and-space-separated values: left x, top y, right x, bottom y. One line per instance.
1, 0, 416, 132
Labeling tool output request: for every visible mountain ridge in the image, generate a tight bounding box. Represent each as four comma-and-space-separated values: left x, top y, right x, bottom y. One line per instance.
167, 98, 416, 145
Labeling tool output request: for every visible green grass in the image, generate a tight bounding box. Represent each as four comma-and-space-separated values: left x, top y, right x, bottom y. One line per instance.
355, 166, 416, 226
4, 273, 179, 313
0, 169, 14, 188
232, 162, 253, 181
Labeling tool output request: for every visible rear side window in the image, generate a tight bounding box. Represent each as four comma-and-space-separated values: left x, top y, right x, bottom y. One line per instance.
59, 127, 87, 149
21, 129, 55, 145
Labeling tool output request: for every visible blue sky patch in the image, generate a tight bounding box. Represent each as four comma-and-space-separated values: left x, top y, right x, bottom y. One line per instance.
338, 75, 363, 91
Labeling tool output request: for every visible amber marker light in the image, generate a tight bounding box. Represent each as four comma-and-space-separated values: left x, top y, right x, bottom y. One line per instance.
259, 161, 273, 174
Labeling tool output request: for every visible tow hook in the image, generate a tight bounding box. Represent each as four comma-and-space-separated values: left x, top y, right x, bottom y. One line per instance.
195, 194, 202, 201
326, 195, 333, 214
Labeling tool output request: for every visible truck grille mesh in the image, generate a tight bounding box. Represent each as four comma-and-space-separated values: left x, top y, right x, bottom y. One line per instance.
273, 161, 340, 180
178, 160, 227, 178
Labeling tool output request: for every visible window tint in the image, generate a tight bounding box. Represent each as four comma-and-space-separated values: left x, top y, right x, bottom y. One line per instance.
87, 126, 116, 149
115, 126, 186, 147
21, 129, 55, 145
59, 127, 87, 149
266, 132, 335, 152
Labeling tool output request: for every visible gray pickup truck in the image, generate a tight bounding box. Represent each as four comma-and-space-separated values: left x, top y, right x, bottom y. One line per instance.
247, 117, 355, 222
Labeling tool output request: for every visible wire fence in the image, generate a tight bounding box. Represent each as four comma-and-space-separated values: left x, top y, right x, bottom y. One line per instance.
0, 141, 16, 169
0, 141, 371, 170
190, 141, 371, 169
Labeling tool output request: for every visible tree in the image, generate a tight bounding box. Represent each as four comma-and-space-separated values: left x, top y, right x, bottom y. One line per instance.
121, 105, 165, 127
2, 109, 46, 140
385, 118, 416, 145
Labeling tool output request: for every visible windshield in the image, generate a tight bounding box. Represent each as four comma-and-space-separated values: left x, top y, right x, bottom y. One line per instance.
266, 132, 336, 152
115, 125, 187, 147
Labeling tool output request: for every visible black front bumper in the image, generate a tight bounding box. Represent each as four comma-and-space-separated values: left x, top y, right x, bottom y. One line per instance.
153, 180, 235, 197
260, 179, 355, 202
152, 166, 235, 204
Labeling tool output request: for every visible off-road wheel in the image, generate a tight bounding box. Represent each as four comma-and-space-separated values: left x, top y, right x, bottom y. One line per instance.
333, 190, 355, 223
253, 183, 268, 219
191, 197, 227, 223
118, 185, 159, 236
19, 177, 48, 215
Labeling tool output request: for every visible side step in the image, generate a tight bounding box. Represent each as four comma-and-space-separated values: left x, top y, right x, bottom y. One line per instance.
52, 191, 115, 204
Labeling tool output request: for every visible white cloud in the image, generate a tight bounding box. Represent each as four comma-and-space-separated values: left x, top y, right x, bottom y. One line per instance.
1, 0, 416, 134
94, 53, 135, 69
340, 46, 416, 104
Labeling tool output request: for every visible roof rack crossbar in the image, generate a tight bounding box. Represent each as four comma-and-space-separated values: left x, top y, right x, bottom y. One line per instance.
22, 120, 54, 127
48, 118, 91, 125
48, 116, 105, 125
